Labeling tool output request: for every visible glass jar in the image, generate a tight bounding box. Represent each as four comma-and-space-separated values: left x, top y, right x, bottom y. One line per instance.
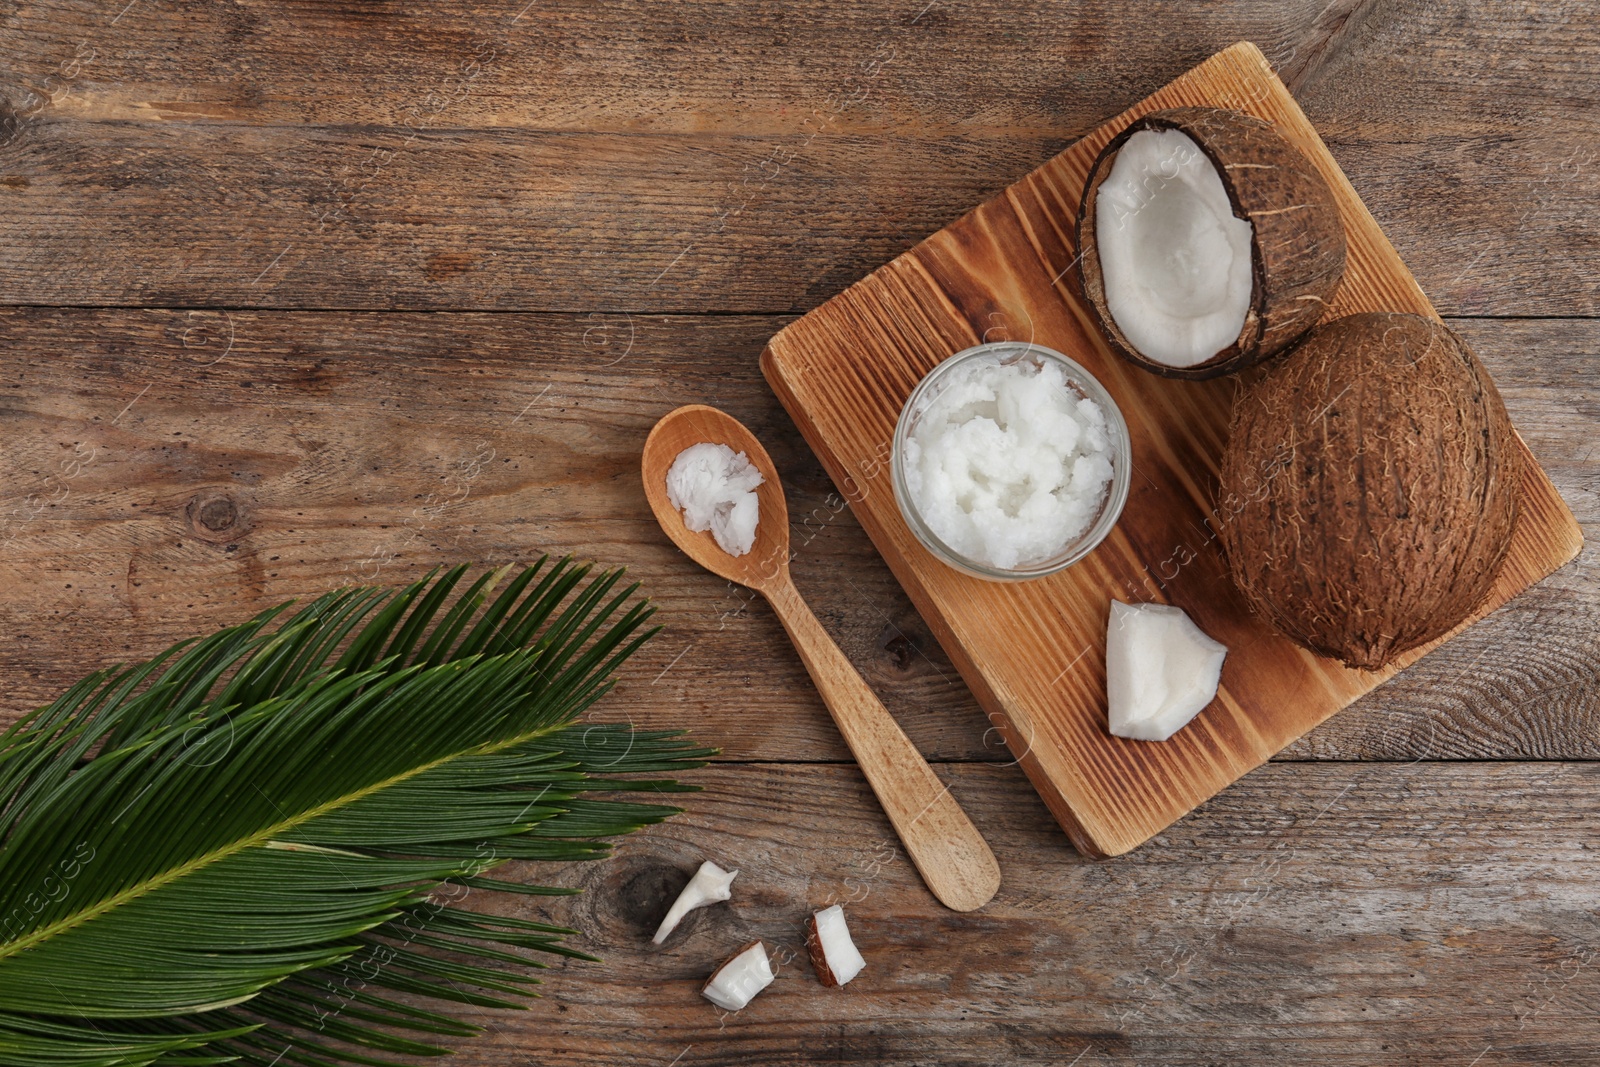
890, 341, 1132, 581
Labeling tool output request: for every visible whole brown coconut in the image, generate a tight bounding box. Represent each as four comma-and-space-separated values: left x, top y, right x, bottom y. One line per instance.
1077, 107, 1347, 380
1217, 312, 1523, 670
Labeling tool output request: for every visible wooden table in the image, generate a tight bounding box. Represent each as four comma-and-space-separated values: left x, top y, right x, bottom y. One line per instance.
2, 3, 1596, 1063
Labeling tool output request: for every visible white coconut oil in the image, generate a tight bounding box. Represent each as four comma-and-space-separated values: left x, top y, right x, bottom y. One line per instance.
665, 443, 763, 556
900, 352, 1116, 571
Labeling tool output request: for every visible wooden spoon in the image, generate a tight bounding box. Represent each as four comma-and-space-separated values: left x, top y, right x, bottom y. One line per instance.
642, 404, 1001, 913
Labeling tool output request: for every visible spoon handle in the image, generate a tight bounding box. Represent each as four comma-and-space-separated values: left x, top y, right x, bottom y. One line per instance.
764, 579, 1001, 912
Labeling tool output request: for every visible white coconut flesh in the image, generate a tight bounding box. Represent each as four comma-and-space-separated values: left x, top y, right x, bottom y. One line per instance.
701, 942, 774, 1012
1106, 600, 1228, 742
1095, 128, 1255, 368
652, 860, 738, 945
811, 905, 865, 986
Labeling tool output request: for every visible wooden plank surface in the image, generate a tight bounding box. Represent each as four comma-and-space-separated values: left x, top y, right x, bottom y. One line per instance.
0, 309, 1592, 770
0, 1, 1594, 314
395, 761, 1600, 1066
2, 1, 1597, 1062
762, 42, 1582, 857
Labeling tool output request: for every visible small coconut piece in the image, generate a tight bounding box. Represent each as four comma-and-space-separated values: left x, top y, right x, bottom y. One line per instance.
1077, 107, 1347, 380
652, 860, 738, 945
1105, 600, 1227, 741
1218, 312, 1523, 670
806, 905, 865, 988
701, 940, 774, 1012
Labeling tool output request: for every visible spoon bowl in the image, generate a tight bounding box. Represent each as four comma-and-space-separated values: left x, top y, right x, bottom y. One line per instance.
641, 404, 791, 591
642, 404, 1001, 913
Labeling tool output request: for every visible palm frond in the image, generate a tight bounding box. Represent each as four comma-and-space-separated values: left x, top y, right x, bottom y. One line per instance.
0, 560, 713, 1067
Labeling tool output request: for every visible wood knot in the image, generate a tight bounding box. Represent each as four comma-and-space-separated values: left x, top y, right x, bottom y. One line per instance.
613, 861, 693, 941
186, 490, 248, 544
570, 857, 710, 945
878, 624, 917, 673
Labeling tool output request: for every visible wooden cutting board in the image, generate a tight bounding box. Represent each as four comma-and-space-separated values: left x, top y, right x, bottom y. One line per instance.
760, 41, 1584, 858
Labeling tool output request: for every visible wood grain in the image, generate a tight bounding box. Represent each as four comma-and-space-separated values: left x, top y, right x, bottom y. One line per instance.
0, 308, 1590, 767
761, 43, 1585, 857
1, 4, 1597, 1062
0, 1, 1594, 314
411, 760, 1600, 1066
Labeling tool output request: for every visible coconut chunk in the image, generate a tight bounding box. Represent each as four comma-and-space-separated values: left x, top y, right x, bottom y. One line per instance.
1106, 600, 1227, 741
652, 860, 738, 945
701, 940, 774, 1012
1095, 128, 1254, 369
806, 904, 865, 987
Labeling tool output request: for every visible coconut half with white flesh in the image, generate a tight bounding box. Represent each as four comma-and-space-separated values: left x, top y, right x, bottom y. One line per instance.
1076, 107, 1347, 380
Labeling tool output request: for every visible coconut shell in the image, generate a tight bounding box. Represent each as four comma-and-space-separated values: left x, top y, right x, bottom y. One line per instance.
1076, 107, 1348, 380
805, 915, 839, 987
1217, 312, 1523, 670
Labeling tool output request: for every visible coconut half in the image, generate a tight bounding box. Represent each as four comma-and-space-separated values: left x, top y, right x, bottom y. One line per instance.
1076, 107, 1347, 380
1217, 312, 1523, 669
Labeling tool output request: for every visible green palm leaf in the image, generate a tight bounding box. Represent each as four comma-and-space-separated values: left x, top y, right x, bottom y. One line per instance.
0, 560, 713, 1067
